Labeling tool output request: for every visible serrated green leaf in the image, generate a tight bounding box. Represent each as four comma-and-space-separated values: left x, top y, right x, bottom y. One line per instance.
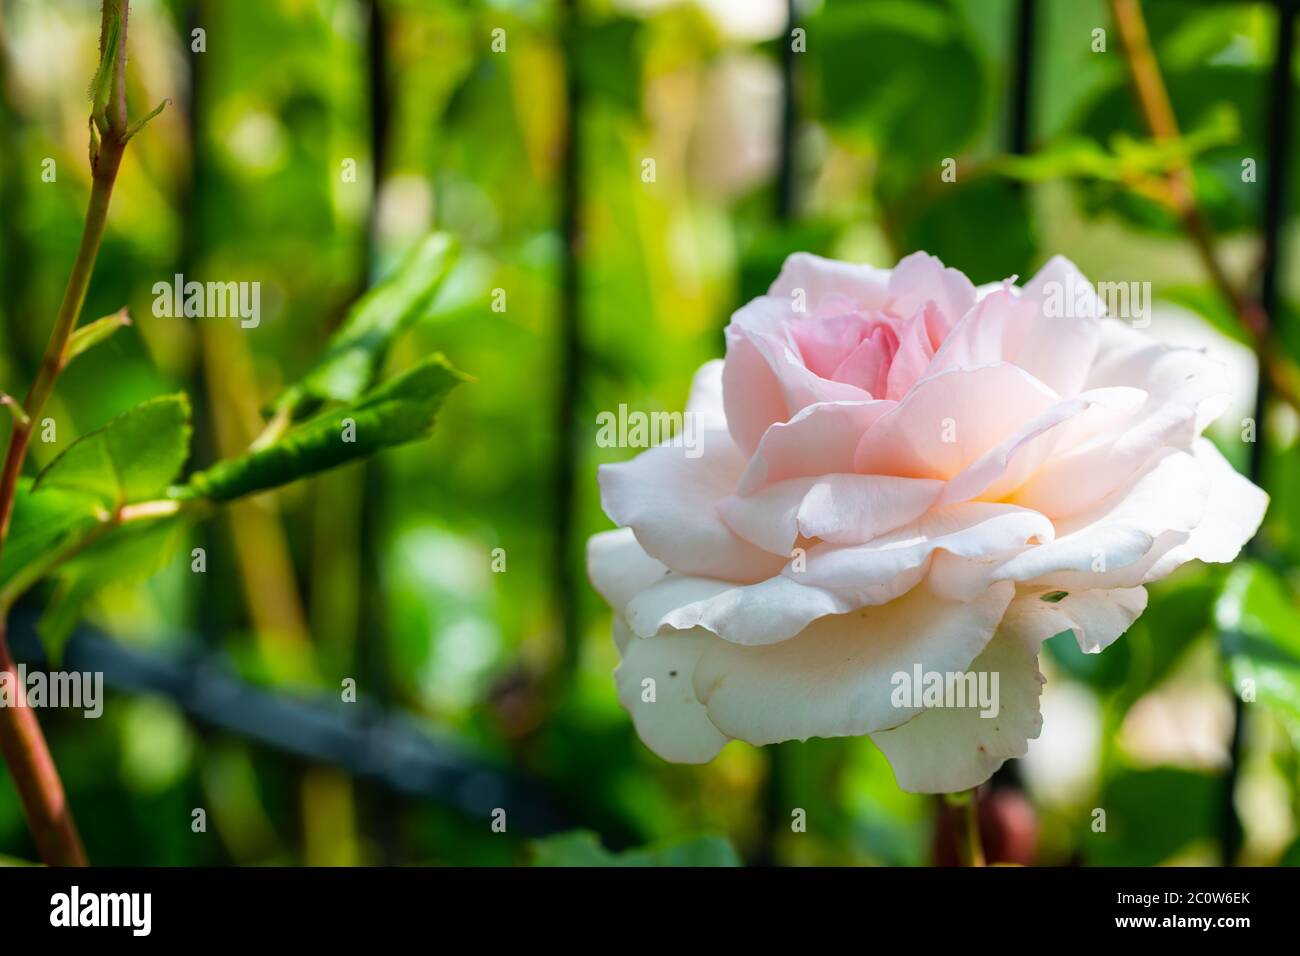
67, 308, 132, 362
1216, 563, 1300, 744
34, 395, 191, 507
0, 481, 102, 589
186, 355, 464, 502
275, 233, 458, 416
37, 516, 189, 664
530, 830, 741, 867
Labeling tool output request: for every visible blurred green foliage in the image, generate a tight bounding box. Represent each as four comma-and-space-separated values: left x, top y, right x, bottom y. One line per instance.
0, 0, 1297, 867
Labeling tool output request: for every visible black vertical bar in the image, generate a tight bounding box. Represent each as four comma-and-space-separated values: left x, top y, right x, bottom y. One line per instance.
364, 0, 390, 272
1253, 0, 1294, 484
553, 0, 583, 682
1007, 0, 1037, 156
182, 0, 225, 648
755, 0, 800, 869
990, 0, 1036, 799
358, 0, 401, 865
1223, 0, 1296, 867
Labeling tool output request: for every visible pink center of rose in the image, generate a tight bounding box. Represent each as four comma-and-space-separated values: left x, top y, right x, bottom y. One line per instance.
786, 294, 955, 401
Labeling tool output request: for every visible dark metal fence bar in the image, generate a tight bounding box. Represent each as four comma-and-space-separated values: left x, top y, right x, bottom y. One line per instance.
1222, 0, 1297, 866
8, 613, 575, 838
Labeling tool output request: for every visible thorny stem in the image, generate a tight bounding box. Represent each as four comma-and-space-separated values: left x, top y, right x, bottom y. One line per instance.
0, 0, 133, 867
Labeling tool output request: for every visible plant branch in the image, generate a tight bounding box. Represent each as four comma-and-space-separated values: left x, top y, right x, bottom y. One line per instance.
0, 618, 86, 866
0, 496, 205, 616
0, 515, 114, 618
944, 789, 986, 867
0, 0, 133, 868
1108, 0, 1300, 412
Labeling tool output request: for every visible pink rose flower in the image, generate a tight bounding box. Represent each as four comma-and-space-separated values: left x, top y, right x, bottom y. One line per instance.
587, 252, 1267, 793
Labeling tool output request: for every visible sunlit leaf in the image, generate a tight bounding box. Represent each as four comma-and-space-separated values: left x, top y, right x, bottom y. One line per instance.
66, 308, 132, 362
37, 516, 189, 664
33, 394, 191, 507
186, 355, 465, 502
274, 233, 459, 417
0, 482, 102, 589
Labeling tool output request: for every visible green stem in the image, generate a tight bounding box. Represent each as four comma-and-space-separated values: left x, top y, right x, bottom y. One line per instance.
0, 517, 115, 618
964, 790, 986, 867
0, 495, 207, 616
0, 139, 124, 553
0, 0, 132, 868
945, 789, 986, 867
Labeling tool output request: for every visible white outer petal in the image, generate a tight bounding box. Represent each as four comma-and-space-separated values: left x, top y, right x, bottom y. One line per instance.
616, 632, 730, 763
692, 581, 1015, 746
871, 624, 1044, 793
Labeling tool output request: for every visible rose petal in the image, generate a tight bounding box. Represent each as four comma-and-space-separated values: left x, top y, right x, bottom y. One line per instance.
938, 386, 1147, 506
885, 304, 944, 400
1002, 586, 1148, 654
870, 624, 1044, 793
719, 473, 943, 555
598, 428, 786, 582
887, 251, 977, 330
586, 528, 669, 614
924, 289, 1040, 378
616, 631, 730, 763
625, 572, 845, 647
691, 580, 1014, 746
1015, 320, 1232, 517
685, 358, 727, 431
994, 449, 1210, 587
724, 301, 870, 453
1014, 255, 1104, 396
793, 503, 1056, 607
795, 474, 945, 544
854, 363, 1062, 480
768, 252, 892, 312
737, 400, 892, 495
1143, 437, 1268, 580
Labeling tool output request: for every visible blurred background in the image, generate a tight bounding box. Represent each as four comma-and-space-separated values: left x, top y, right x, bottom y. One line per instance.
0, 0, 1298, 866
